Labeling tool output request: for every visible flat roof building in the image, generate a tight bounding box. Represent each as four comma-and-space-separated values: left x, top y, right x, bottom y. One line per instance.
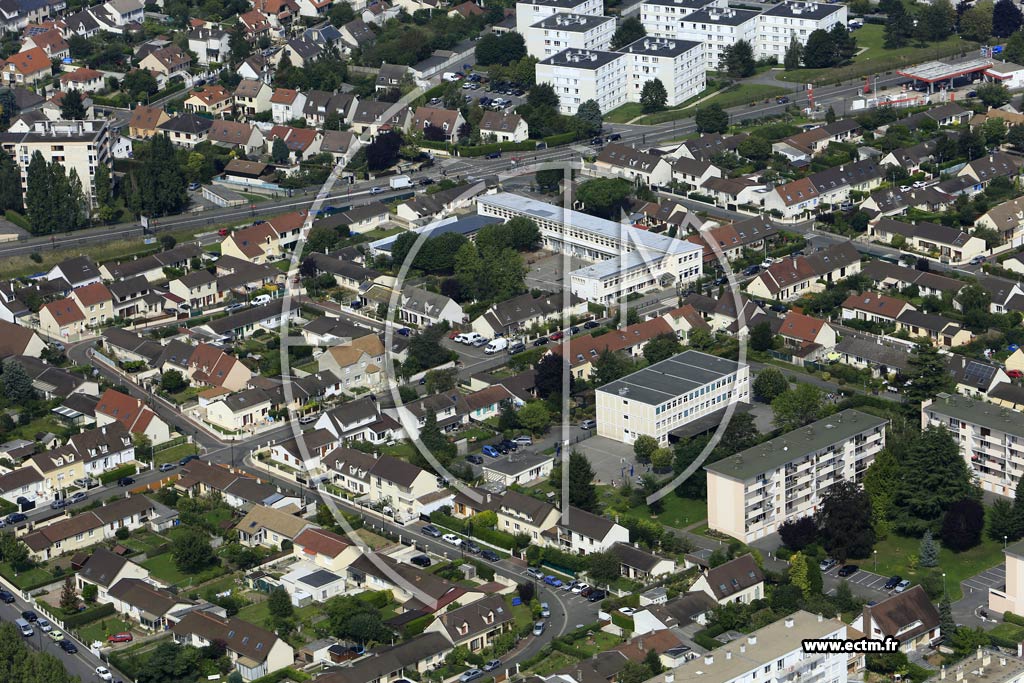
706, 409, 887, 542
596, 350, 749, 445
921, 393, 1024, 498
757, 1, 847, 62
676, 6, 759, 71
536, 48, 627, 115
621, 37, 705, 107
515, 0, 603, 35
526, 13, 615, 59
640, 0, 725, 38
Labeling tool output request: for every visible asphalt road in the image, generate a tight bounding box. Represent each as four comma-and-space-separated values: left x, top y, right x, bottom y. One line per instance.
0, 589, 128, 682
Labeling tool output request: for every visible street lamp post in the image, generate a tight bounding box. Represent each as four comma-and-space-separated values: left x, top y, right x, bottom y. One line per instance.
873, 549, 877, 572
942, 572, 947, 598
1006, 535, 1009, 549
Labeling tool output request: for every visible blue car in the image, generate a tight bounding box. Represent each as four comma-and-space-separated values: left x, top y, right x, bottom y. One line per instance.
543, 575, 563, 587
482, 445, 500, 458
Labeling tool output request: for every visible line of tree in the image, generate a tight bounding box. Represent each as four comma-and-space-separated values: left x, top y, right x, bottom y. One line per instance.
24, 151, 89, 235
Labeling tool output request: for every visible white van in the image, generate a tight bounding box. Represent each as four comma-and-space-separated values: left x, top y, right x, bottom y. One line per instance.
251, 294, 272, 306
461, 332, 483, 345
484, 338, 508, 354
15, 618, 32, 637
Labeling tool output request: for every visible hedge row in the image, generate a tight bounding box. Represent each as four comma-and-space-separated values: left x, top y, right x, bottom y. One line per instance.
356, 590, 393, 608
65, 602, 116, 628
1005, 611, 1024, 626
610, 612, 634, 632
402, 613, 434, 639
99, 464, 138, 485
543, 131, 577, 146
249, 668, 311, 683
693, 631, 722, 651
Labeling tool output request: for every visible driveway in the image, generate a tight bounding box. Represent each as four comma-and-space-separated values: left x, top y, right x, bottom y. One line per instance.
953, 566, 1005, 628
822, 563, 896, 602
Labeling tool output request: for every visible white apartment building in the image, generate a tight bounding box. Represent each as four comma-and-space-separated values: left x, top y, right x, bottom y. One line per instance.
921, 393, 1024, 498
525, 13, 615, 59
677, 6, 759, 71
596, 350, 750, 445
621, 36, 705, 107
706, 409, 888, 543
757, 1, 847, 64
515, 0, 603, 35
477, 193, 703, 304
5, 119, 113, 208
648, 611, 849, 683
640, 0, 725, 38
536, 48, 627, 115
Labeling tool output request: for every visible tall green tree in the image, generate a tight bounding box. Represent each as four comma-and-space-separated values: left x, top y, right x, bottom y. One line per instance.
919, 529, 939, 567
575, 99, 603, 136
59, 90, 86, 120
916, 0, 956, 40
611, 16, 646, 50
642, 334, 681, 364
883, 1, 915, 47
0, 152, 21, 211
24, 151, 52, 234
960, 1, 994, 42
2, 360, 35, 403
988, 498, 1018, 542
132, 133, 187, 217
941, 498, 985, 552
633, 435, 659, 464
592, 349, 634, 387
271, 137, 290, 164
817, 481, 876, 560
753, 367, 788, 402
801, 29, 838, 68
576, 177, 633, 219
640, 79, 668, 113
568, 450, 599, 512
783, 37, 802, 70
267, 586, 294, 634
993, 0, 1024, 36
771, 383, 825, 431
863, 447, 900, 539
894, 426, 977, 534
93, 163, 112, 209
719, 39, 755, 78
695, 104, 729, 133
788, 550, 811, 597
172, 528, 214, 572
906, 342, 955, 403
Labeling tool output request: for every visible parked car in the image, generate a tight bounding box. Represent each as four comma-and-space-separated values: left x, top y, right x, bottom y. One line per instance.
179, 455, 200, 466
527, 567, 545, 579
5, 513, 26, 524
514, 435, 533, 446
584, 320, 600, 329
580, 419, 596, 430
588, 590, 607, 602
819, 558, 837, 572
442, 533, 462, 546
837, 564, 859, 577
69, 492, 87, 505
532, 621, 546, 636
465, 541, 481, 555
369, 187, 385, 195
410, 555, 432, 567
459, 669, 483, 683
883, 576, 902, 591
73, 477, 93, 489
117, 477, 135, 487
572, 583, 588, 594
895, 579, 911, 593
422, 525, 442, 537
742, 265, 760, 276
471, 337, 489, 347
971, 255, 987, 265
107, 633, 133, 643
59, 640, 77, 654
0, 589, 15, 603
498, 439, 517, 452
482, 445, 500, 458
580, 586, 594, 598
1009, 369, 1024, 379
159, 463, 176, 472
467, 454, 483, 465
396, 327, 412, 336
20, 610, 37, 622
36, 619, 52, 632
485, 151, 501, 159
495, 442, 510, 454
562, 580, 577, 592
540, 602, 551, 618
532, 337, 549, 346
47, 630, 63, 642
483, 660, 501, 672
224, 302, 245, 313
50, 499, 65, 510
543, 575, 563, 587
549, 331, 563, 341
481, 549, 500, 562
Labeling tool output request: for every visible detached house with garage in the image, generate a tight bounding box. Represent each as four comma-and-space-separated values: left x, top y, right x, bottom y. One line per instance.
851, 586, 941, 653
172, 610, 295, 681
594, 143, 672, 186
691, 554, 765, 605
95, 388, 174, 445
411, 107, 465, 144
424, 595, 515, 652
76, 548, 151, 602
235, 504, 313, 549
746, 242, 861, 301
291, 527, 361, 572
544, 505, 629, 555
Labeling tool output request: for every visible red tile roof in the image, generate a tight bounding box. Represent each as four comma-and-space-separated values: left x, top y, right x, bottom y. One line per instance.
294, 527, 351, 558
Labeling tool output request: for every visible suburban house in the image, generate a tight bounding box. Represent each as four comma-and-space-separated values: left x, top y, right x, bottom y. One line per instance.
840, 293, 915, 325
690, 554, 765, 605
611, 542, 677, 581
423, 595, 514, 651
95, 388, 174, 445
868, 218, 986, 265
235, 505, 312, 549
479, 111, 528, 142
172, 610, 295, 681
291, 527, 362, 572
315, 333, 386, 392
175, 461, 302, 510
745, 242, 861, 301
108, 578, 193, 631
544, 506, 629, 555
22, 495, 155, 560
851, 586, 940, 653
76, 548, 151, 602
411, 106, 466, 143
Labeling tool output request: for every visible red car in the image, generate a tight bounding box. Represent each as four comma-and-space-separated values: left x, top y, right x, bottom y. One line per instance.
549, 331, 563, 341
218, 228, 230, 236
1009, 370, 1024, 379
107, 633, 133, 643
448, 331, 460, 339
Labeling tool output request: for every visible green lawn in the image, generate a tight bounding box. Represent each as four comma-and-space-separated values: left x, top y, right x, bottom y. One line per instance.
141, 554, 226, 587
511, 601, 533, 631
237, 599, 322, 633
990, 622, 1024, 641
380, 441, 417, 460
121, 530, 169, 555
77, 617, 134, 645
530, 651, 577, 676
0, 562, 54, 590
154, 443, 196, 466
239, 192, 268, 203
636, 84, 789, 125
604, 103, 644, 124
626, 496, 707, 529
870, 534, 1004, 602
777, 25, 974, 84
574, 631, 624, 656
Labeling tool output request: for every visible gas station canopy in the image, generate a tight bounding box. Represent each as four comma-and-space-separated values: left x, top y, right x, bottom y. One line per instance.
896, 58, 993, 85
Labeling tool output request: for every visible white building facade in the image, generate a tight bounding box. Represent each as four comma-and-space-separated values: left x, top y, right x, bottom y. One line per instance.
639, 0, 725, 38
525, 13, 614, 59
515, 0, 603, 35
757, 1, 848, 64
676, 7, 759, 71
596, 350, 750, 445
621, 36, 705, 106
536, 48, 627, 115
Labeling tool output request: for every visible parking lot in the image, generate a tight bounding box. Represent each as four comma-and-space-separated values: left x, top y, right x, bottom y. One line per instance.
525, 253, 591, 292
823, 562, 899, 598
963, 565, 1005, 595
520, 569, 608, 603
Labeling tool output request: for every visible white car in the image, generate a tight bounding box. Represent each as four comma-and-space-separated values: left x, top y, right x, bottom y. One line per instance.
760, 258, 774, 269
895, 579, 911, 593
37, 618, 52, 632
572, 582, 589, 594
96, 667, 113, 681
442, 533, 462, 546
912, 180, 927, 189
